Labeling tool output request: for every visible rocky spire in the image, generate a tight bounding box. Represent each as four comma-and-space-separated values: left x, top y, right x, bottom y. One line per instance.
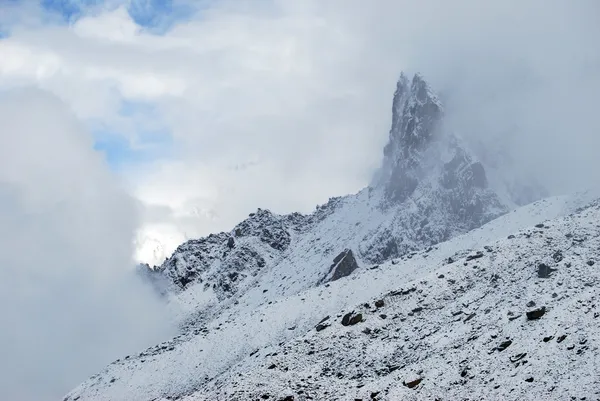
379, 73, 444, 201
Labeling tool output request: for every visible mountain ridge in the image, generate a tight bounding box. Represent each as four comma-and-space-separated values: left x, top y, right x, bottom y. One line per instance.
63, 73, 600, 401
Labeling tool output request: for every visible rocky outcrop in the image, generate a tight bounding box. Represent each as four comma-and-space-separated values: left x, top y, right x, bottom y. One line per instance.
362, 74, 507, 263
143, 73, 511, 300
322, 249, 359, 283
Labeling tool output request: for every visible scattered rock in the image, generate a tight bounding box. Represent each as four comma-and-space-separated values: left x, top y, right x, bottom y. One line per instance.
375, 299, 385, 308
466, 252, 484, 261
497, 340, 513, 352
552, 250, 563, 263
341, 312, 363, 326
537, 263, 557, 278
403, 377, 423, 389
463, 313, 476, 323
526, 307, 547, 320
557, 334, 567, 343
315, 323, 330, 332
510, 353, 527, 363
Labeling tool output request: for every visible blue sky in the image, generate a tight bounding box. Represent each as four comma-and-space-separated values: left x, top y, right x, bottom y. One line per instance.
92, 100, 174, 171
4, 0, 195, 170
40, 0, 195, 32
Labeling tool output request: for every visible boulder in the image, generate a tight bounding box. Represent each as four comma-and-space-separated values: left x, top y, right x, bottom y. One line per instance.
322, 249, 359, 283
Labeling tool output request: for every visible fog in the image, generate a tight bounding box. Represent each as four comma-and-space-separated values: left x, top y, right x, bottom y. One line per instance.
0, 90, 173, 400
0, 1, 599, 396
1, 1, 599, 258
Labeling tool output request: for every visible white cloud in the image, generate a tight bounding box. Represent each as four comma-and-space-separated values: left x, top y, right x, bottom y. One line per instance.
1, 0, 599, 267
0, 89, 174, 400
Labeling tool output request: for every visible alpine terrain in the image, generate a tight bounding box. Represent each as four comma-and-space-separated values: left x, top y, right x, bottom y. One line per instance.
65, 74, 600, 401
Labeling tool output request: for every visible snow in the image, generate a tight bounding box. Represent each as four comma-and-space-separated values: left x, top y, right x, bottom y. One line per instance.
63, 72, 600, 400
64, 192, 597, 401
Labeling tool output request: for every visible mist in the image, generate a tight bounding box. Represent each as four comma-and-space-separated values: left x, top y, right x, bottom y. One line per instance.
0, 89, 174, 400
2, 1, 599, 262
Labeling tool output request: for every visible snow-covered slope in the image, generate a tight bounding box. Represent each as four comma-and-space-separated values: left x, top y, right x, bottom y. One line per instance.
142, 74, 509, 305
64, 74, 600, 400
65, 194, 599, 401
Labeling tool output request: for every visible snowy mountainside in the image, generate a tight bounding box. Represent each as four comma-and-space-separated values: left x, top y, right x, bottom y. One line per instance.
65, 194, 599, 401
143, 74, 509, 303
63, 74, 600, 400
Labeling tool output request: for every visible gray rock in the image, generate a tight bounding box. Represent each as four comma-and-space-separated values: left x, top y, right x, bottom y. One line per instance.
322, 249, 359, 283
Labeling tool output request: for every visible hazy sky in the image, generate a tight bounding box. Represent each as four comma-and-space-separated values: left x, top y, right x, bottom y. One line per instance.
2, 0, 599, 263
0, 1, 599, 398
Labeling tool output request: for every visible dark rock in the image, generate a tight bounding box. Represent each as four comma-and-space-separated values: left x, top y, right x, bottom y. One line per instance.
537, 263, 557, 278
543, 336, 554, 342
261, 395, 270, 399
587, 260, 595, 266
552, 250, 563, 263
438, 274, 445, 278
508, 235, 515, 239
322, 249, 360, 283
557, 334, 567, 343
463, 313, 476, 323
379, 314, 387, 319
267, 364, 276, 370
497, 340, 513, 352
341, 312, 363, 326
510, 353, 527, 363
227, 237, 235, 249
526, 307, 547, 320
403, 377, 423, 389
466, 252, 484, 261
370, 391, 380, 399
526, 301, 536, 307
375, 299, 385, 308
279, 397, 294, 401
525, 377, 534, 383
412, 307, 424, 313
315, 323, 330, 332
535, 223, 545, 228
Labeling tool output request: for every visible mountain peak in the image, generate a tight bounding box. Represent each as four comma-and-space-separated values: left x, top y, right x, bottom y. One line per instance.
379, 73, 444, 201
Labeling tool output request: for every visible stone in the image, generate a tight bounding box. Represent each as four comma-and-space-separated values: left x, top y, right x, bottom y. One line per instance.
537, 263, 557, 278
403, 377, 423, 389
497, 340, 512, 352
322, 249, 360, 283
342, 312, 363, 326
526, 307, 547, 320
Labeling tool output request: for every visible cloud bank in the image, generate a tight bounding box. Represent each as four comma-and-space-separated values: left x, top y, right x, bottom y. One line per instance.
1, 1, 599, 259
0, 89, 173, 401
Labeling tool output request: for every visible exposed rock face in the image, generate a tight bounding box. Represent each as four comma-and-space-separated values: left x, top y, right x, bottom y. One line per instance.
362, 74, 507, 263
322, 249, 359, 283
140, 73, 511, 299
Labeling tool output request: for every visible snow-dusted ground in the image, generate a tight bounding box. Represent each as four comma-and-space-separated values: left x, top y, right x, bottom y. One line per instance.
64, 192, 600, 401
